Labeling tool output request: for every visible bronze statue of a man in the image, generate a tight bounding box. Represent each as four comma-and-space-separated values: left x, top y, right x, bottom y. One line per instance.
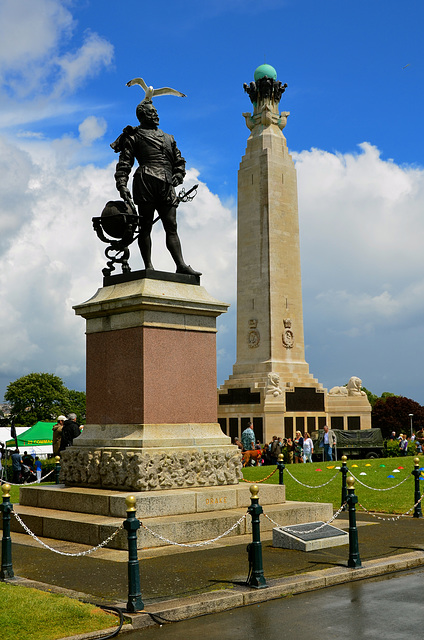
111, 101, 200, 275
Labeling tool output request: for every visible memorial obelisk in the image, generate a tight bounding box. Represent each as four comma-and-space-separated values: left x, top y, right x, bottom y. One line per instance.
219, 64, 371, 441
218, 64, 327, 441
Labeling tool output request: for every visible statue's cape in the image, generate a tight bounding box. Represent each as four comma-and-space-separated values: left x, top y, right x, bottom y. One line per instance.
110, 126, 137, 153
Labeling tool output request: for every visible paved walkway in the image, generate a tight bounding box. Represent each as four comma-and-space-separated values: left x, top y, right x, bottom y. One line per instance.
5, 511, 424, 637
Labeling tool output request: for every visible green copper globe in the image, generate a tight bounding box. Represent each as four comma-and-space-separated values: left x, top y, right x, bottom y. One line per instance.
254, 64, 277, 81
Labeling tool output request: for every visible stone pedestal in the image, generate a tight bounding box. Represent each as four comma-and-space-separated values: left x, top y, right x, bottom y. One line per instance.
61, 273, 242, 491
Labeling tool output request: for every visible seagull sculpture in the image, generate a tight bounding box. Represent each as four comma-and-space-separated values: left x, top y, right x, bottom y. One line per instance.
126, 78, 186, 101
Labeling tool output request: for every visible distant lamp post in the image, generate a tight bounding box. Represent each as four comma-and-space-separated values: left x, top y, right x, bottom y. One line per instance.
409, 413, 414, 437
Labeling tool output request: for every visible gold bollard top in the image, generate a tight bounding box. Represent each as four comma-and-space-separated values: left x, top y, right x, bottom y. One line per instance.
126, 495, 137, 512
414, 457, 420, 466
1, 484, 11, 498
347, 476, 355, 489
250, 484, 259, 499
278, 453, 284, 461
341, 455, 347, 463
55, 456, 61, 463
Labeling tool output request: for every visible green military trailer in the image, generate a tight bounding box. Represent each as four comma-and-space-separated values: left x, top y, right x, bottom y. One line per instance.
311, 428, 385, 461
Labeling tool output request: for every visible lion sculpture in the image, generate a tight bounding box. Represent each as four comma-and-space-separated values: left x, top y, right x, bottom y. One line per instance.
329, 376, 366, 397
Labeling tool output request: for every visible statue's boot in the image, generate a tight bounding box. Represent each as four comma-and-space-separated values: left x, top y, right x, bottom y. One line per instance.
176, 264, 202, 276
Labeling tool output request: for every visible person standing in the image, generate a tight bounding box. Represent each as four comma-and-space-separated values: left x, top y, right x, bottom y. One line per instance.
11, 449, 22, 484
34, 457, 42, 483
59, 413, 81, 452
22, 450, 34, 470
302, 432, 314, 463
52, 415, 66, 456
286, 438, 294, 464
241, 422, 256, 452
322, 425, 336, 461
399, 434, 408, 457
294, 431, 304, 463
270, 436, 282, 464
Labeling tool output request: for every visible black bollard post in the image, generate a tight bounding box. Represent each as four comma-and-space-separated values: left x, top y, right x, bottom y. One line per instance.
246, 485, 267, 589
346, 476, 361, 568
0, 484, 14, 580
123, 495, 144, 612
340, 455, 348, 510
277, 453, 285, 485
55, 456, 61, 484
411, 457, 422, 519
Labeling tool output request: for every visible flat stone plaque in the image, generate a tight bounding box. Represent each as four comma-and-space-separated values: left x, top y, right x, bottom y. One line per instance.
273, 521, 348, 552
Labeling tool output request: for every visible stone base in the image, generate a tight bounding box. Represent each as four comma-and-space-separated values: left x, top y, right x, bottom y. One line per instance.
17, 484, 333, 550
61, 422, 242, 491
61, 444, 242, 492
273, 522, 348, 551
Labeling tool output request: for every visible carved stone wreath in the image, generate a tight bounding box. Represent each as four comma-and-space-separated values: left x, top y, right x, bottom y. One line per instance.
282, 329, 294, 349
248, 329, 260, 348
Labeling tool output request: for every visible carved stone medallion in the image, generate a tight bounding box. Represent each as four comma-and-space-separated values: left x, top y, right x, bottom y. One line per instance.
282, 318, 294, 349
248, 318, 260, 348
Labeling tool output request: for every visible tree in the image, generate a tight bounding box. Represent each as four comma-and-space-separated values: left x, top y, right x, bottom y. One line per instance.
5, 373, 69, 427
372, 395, 424, 439
361, 386, 378, 408
64, 389, 86, 425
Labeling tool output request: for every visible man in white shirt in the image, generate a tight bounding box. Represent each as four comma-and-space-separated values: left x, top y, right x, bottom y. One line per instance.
322, 425, 336, 461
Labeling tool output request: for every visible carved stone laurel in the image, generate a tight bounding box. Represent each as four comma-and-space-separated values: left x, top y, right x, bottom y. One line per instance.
60, 448, 243, 491
282, 317, 294, 349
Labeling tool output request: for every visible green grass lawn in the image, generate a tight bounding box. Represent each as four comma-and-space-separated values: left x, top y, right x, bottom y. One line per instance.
242, 455, 424, 514
0, 582, 118, 640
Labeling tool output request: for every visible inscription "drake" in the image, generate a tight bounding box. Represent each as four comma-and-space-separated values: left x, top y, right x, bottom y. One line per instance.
205, 497, 227, 505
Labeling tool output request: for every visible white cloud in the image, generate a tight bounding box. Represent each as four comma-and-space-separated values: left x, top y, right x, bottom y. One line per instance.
295, 143, 424, 397
78, 116, 107, 146
0, 0, 73, 71
54, 31, 114, 97
0, 1, 113, 127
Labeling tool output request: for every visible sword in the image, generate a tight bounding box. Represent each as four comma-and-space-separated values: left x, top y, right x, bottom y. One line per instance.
151, 183, 199, 225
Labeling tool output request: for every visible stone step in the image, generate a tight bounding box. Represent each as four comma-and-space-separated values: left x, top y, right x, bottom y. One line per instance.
19, 483, 286, 518
7, 500, 333, 551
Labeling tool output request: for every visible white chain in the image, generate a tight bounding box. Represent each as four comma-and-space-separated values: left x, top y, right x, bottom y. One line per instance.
1, 468, 56, 487
358, 492, 424, 521
12, 510, 124, 556
263, 502, 346, 534
141, 513, 248, 547
349, 471, 412, 491
284, 468, 339, 489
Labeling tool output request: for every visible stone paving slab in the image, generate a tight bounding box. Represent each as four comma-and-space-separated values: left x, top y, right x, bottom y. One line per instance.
5, 512, 424, 639
20, 548, 424, 640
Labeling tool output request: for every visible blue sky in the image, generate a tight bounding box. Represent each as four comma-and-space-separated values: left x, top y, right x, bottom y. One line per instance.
0, 0, 424, 408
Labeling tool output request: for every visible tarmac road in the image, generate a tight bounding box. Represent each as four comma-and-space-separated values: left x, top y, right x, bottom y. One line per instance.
123, 567, 424, 640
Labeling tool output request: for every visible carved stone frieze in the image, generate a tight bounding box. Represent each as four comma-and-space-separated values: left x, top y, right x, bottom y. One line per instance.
60, 447, 243, 491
